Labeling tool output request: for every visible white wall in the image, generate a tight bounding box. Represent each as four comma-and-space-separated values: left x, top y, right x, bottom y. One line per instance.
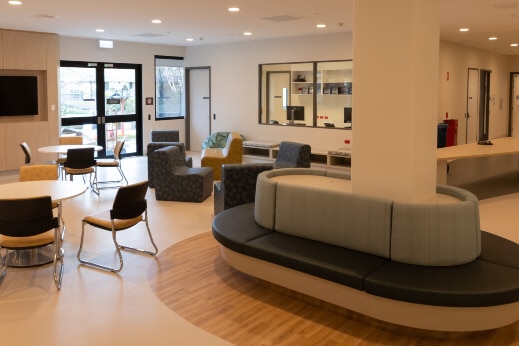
58, 34, 518, 154
438, 41, 511, 141
59, 37, 187, 143
184, 32, 353, 151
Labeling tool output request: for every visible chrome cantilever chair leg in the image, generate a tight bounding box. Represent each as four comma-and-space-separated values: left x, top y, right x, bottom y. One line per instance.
53, 226, 64, 290
77, 210, 158, 273
0, 248, 6, 284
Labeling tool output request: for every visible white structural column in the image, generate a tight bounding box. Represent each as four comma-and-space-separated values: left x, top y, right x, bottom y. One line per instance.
352, 0, 440, 203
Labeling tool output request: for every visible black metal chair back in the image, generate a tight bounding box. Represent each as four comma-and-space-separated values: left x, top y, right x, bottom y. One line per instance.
64, 147, 96, 169
0, 196, 58, 237
20, 142, 32, 164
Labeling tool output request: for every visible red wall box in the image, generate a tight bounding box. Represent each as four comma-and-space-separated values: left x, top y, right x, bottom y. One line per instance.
443, 119, 458, 147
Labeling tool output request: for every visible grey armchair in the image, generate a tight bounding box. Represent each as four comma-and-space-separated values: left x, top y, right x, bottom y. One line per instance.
151, 130, 179, 142
147, 130, 193, 188
213, 141, 312, 215
273, 141, 311, 168
152, 146, 213, 202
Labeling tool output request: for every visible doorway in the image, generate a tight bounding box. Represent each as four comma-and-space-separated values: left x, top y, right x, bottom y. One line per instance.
266, 71, 290, 124
509, 72, 519, 137
186, 67, 211, 152
463, 68, 479, 144
59, 61, 143, 157
464, 68, 491, 143
479, 69, 491, 141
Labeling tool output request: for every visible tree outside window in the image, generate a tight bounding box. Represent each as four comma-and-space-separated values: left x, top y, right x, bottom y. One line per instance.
155, 57, 184, 119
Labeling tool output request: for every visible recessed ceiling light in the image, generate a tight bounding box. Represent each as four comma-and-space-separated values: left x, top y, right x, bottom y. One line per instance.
511, 43, 519, 47
459, 28, 469, 32
96, 28, 105, 33
152, 19, 162, 24
243, 32, 252, 36
228, 7, 240, 12
185, 38, 194, 42
489, 37, 498, 41
8, 1, 22, 5
316, 24, 326, 28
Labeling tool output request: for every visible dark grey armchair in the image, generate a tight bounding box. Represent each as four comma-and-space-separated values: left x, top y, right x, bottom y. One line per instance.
213, 141, 311, 215
147, 130, 193, 188
273, 141, 311, 168
151, 130, 179, 142
152, 146, 213, 202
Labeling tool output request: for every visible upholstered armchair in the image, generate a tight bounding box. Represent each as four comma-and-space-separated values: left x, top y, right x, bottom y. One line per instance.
273, 141, 311, 168
213, 141, 312, 215
151, 130, 179, 142
214, 163, 274, 215
152, 146, 213, 202
200, 132, 243, 180
147, 131, 193, 188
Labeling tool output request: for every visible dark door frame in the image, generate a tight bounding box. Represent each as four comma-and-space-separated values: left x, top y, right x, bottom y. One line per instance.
185, 66, 211, 151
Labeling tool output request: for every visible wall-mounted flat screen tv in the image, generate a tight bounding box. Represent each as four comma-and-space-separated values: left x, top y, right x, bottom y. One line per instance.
0, 76, 38, 116
286, 106, 305, 121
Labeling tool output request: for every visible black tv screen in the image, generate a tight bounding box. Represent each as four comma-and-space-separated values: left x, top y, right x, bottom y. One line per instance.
286, 106, 304, 121
0, 76, 38, 116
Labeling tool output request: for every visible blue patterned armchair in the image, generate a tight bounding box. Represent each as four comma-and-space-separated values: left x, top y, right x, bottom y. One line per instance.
213, 141, 312, 215
151, 130, 179, 142
214, 163, 274, 215
273, 141, 311, 168
152, 146, 213, 202
147, 140, 193, 188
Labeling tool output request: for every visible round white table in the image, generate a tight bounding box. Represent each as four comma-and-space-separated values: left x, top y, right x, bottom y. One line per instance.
38, 144, 103, 155
0, 180, 87, 266
0, 180, 87, 201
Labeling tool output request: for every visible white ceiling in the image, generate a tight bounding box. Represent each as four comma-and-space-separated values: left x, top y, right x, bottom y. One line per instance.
1, 0, 519, 55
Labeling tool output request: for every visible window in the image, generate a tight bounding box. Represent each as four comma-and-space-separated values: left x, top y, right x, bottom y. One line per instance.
155, 56, 185, 119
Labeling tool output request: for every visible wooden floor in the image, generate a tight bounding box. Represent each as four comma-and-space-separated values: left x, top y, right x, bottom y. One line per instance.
0, 153, 519, 345
148, 232, 519, 346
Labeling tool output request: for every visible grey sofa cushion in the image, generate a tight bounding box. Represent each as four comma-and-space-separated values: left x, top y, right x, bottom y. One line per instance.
212, 204, 272, 253
245, 232, 388, 290
391, 185, 480, 266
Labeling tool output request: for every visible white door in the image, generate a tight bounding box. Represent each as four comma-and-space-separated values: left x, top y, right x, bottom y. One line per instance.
268, 72, 290, 123
465, 68, 479, 144
188, 68, 210, 152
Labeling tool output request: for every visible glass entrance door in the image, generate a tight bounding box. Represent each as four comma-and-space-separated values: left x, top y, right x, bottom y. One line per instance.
59, 61, 143, 157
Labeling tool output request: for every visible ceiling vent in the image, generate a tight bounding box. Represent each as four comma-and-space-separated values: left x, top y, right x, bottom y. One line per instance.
261, 15, 303, 22
132, 33, 166, 38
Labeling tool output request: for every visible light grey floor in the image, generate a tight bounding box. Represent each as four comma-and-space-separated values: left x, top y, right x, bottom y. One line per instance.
0, 153, 517, 345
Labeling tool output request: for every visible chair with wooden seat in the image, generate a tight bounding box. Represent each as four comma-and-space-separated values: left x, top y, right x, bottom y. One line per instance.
56, 136, 83, 175
95, 139, 128, 189
19, 164, 65, 234
0, 196, 63, 289
77, 180, 158, 272
20, 142, 32, 164
63, 147, 98, 195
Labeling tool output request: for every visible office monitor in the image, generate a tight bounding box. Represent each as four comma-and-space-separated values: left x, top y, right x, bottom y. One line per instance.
344, 107, 352, 124
286, 106, 305, 122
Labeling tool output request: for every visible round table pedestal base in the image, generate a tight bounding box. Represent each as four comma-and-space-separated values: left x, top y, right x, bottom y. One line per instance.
6, 245, 54, 267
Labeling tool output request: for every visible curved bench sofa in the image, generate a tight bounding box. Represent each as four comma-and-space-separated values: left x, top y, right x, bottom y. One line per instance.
212, 168, 519, 332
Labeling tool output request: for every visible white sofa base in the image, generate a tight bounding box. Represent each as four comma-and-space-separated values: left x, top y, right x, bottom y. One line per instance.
220, 245, 519, 332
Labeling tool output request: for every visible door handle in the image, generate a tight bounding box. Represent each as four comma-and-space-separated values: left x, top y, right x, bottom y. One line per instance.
203, 96, 210, 100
